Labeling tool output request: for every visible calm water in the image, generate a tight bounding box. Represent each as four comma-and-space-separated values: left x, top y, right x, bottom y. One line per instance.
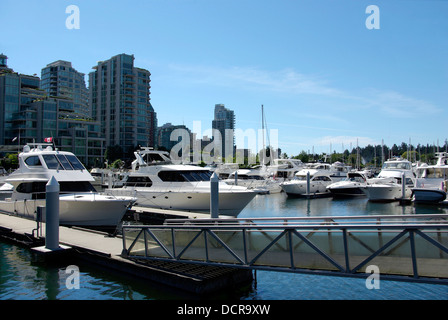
1, 193, 448, 300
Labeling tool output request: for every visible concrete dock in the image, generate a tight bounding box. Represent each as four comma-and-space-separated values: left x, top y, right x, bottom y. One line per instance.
0, 210, 253, 295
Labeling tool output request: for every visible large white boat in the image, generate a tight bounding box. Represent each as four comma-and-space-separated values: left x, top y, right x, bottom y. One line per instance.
267, 158, 305, 181
280, 166, 333, 197
411, 152, 448, 203
106, 148, 257, 216
326, 171, 368, 197
223, 168, 282, 194
0, 143, 136, 227
362, 157, 415, 202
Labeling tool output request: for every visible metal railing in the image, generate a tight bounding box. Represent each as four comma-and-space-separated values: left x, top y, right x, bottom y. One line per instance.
121, 214, 448, 284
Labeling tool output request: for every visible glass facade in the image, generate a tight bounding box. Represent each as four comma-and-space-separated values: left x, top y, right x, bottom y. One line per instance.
0, 56, 105, 168
89, 54, 157, 159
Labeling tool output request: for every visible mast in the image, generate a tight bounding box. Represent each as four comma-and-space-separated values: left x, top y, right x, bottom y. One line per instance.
261, 104, 265, 166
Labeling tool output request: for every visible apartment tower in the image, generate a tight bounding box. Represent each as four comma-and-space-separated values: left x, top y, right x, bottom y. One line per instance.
89, 54, 157, 158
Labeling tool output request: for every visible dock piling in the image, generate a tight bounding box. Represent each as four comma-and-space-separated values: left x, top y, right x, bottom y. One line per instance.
210, 172, 219, 218
45, 176, 60, 250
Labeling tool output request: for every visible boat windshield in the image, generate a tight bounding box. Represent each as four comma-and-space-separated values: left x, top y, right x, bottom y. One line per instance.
16, 181, 97, 199
158, 170, 213, 182
382, 162, 411, 170
417, 167, 448, 179
42, 154, 86, 171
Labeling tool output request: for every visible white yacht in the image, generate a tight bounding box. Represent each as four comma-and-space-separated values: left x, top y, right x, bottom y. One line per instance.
411, 152, 448, 203
0, 144, 136, 227
326, 171, 368, 197
224, 168, 282, 194
329, 161, 352, 181
362, 157, 415, 202
280, 166, 333, 197
106, 148, 257, 216
267, 158, 304, 181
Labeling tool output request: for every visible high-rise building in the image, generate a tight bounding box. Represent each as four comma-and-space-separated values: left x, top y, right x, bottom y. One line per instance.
157, 123, 191, 152
40, 60, 89, 117
89, 54, 157, 158
0, 54, 47, 146
0, 54, 105, 167
212, 104, 235, 159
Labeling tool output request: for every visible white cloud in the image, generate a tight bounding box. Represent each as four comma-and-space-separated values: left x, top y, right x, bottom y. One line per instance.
365, 90, 441, 117
166, 64, 343, 97
165, 63, 442, 120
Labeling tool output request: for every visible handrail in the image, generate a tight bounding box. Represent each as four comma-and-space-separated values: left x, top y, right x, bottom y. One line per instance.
121, 214, 448, 285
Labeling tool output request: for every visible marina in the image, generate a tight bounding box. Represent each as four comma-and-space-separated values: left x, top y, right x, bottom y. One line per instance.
1, 191, 448, 300
1, 143, 448, 300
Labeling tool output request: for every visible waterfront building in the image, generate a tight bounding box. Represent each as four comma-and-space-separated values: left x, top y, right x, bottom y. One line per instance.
89, 54, 157, 159
0, 54, 46, 147
0, 54, 105, 167
157, 123, 192, 153
212, 104, 235, 160
40, 60, 89, 117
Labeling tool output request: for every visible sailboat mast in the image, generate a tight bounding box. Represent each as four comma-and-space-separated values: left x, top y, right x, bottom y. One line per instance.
261, 104, 265, 166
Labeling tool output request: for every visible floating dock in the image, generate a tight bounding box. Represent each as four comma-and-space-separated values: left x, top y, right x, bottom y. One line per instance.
0, 209, 253, 295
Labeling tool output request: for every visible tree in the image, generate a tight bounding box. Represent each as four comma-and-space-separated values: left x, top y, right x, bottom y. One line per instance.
104, 145, 123, 163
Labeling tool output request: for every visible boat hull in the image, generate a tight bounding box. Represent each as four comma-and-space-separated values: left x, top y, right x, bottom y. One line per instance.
412, 188, 447, 203
0, 194, 135, 227
107, 188, 257, 216
363, 184, 413, 202
280, 181, 331, 197
328, 186, 365, 197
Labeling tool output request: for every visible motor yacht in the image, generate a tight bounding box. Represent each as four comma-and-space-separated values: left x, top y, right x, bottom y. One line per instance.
411, 152, 448, 203
326, 171, 368, 197
267, 158, 304, 181
106, 148, 257, 216
280, 166, 333, 197
0, 143, 136, 227
362, 157, 415, 202
224, 168, 282, 194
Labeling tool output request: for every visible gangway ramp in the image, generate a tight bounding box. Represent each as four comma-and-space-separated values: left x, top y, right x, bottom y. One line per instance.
121, 214, 448, 284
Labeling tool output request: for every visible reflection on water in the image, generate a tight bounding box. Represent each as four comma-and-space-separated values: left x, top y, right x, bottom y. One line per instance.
1, 193, 448, 300
239, 193, 448, 219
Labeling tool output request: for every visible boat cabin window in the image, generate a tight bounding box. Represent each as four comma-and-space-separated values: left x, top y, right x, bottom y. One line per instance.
313, 176, 331, 181
418, 168, 448, 179
16, 181, 96, 199
56, 154, 74, 170
65, 155, 85, 170
383, 162, 411, 170
124, 176, 153, 187
395, 177, 414, 185
229, 174, 264, 180
24, 156, 42, 167
43, 155, 63, 170
41, 154, 86, 171
158, 170, 213, 182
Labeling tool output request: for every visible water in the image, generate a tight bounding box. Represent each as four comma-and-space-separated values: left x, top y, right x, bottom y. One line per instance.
1, 193, 448, 300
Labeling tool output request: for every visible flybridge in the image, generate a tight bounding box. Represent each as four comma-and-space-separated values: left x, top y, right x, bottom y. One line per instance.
20, 143, 87, 172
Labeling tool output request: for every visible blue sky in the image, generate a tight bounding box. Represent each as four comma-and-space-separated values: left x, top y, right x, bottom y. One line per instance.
1, 0, 447, 156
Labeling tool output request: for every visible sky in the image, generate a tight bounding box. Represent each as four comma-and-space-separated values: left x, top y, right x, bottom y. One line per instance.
1, 0, 447, 157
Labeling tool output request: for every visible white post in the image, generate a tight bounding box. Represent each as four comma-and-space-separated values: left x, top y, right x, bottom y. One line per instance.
108, 172, 113, 189
306, 171, 311, 196
45, 176, 60, 250
401, 172, 406, 199
210, 172, 219, 219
